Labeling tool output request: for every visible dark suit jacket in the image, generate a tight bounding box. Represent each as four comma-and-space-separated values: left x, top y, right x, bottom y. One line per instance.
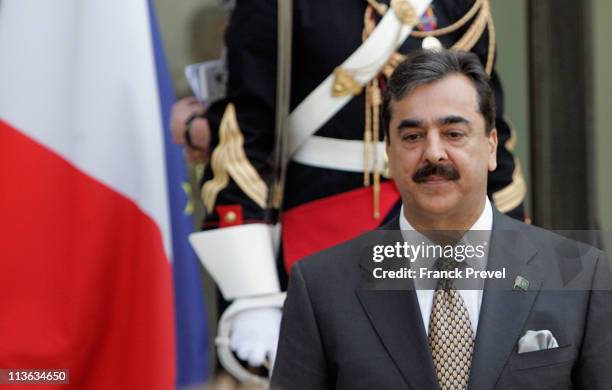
271, 209, 612, 389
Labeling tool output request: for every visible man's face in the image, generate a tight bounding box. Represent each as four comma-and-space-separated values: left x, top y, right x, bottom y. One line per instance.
386, 73, 498, 220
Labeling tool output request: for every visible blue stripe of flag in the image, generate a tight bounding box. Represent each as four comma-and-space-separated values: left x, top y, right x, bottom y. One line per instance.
147, 1, 210, 386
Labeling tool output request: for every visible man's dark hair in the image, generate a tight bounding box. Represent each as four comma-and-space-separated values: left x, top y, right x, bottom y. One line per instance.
382, 49, 496, 140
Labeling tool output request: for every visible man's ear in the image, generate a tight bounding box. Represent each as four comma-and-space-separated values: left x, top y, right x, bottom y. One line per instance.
488, 128, 498, 172
385, 137, 397, 178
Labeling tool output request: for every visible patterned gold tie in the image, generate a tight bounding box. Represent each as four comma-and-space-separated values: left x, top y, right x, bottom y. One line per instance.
428, 258, 475, 390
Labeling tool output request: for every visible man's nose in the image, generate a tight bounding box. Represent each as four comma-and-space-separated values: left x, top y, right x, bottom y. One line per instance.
423, 131, 448, 163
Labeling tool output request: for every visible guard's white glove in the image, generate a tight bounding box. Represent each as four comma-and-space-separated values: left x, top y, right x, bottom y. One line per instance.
229, 307, 282, 368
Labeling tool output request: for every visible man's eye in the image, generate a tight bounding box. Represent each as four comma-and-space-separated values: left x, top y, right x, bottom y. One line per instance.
402, 133, 421, 142
447, 131, 465, 139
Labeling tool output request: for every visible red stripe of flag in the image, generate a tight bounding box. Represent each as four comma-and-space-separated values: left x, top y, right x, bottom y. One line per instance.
0, 120, 175, 389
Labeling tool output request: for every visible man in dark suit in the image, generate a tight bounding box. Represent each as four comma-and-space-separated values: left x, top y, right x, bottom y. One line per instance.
184, 1, 530, 380
271, 49, 612, 390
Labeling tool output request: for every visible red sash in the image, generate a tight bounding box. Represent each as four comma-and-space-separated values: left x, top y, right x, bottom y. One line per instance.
282, 181, 400, 273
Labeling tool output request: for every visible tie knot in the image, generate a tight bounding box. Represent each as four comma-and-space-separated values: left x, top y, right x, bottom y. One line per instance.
433, 257, 466, 291
434, 257, 466, 272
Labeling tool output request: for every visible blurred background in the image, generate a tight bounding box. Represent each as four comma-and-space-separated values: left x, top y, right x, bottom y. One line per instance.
7, 1, 610, 389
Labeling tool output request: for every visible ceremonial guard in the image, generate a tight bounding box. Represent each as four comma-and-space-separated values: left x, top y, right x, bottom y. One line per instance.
186, 0, 527, 383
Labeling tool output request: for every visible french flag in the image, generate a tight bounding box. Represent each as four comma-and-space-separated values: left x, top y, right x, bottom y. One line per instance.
0, 0, 208, 388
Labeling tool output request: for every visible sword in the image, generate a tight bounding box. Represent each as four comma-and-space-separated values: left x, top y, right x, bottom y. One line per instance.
267, 0, 293, 223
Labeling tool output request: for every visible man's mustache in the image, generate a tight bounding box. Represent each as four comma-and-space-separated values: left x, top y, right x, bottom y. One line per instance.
412, 162, 460, 183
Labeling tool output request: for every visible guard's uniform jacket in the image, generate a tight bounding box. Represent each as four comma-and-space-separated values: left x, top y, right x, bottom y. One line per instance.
201, 0, 526, 275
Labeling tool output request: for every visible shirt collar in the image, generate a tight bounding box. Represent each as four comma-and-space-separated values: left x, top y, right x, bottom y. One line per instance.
399, 197, 493, 233
399, 198, 493, 284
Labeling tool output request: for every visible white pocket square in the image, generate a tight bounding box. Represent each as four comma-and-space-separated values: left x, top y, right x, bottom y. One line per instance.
518, 330, 559, 354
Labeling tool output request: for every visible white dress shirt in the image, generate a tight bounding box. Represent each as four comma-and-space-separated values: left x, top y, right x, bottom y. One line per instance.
399, 199, 493, 336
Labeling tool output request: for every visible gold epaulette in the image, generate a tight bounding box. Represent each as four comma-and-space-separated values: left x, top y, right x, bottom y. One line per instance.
492, 127, 527, 213
492, 160, 527, 214
201, 103, 268, 213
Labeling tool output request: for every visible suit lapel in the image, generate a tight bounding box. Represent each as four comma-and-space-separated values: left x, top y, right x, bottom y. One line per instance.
355, 220, 439, 390
468, 211, 543, 390
356, 288, 439, 390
